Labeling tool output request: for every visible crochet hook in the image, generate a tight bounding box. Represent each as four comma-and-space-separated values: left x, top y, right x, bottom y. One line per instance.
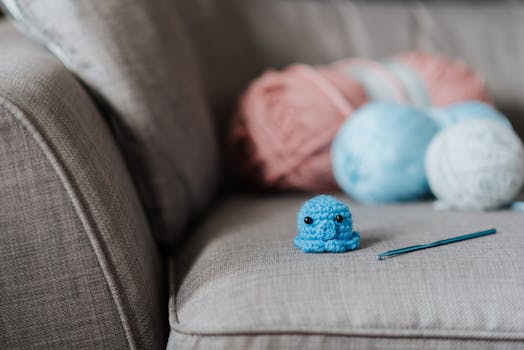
376, 228, 497, 260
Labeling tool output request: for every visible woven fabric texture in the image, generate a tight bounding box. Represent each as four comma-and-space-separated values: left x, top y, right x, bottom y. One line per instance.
1, 0, 220, 244
168, 194, 524, 349
0, 22, 165, 349
168, 334, 524, 350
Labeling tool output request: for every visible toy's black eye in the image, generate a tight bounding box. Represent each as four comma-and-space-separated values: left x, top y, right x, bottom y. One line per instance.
304, 216, 313, 225
335, 215, 344, 223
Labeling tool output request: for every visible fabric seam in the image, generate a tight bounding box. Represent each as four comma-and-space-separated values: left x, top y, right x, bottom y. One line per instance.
169, 323, 524, 342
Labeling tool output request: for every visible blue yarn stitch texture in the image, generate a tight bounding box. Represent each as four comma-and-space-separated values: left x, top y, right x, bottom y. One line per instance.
295, 195, 360, 253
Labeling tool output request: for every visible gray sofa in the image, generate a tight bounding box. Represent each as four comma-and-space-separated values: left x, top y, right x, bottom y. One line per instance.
0, 1, 523, 349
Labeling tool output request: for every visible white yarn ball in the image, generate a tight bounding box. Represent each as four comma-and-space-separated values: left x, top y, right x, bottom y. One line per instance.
426, 119, 524, 210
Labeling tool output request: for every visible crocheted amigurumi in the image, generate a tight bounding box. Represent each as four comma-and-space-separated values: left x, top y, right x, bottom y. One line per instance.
295, 195, 360, 253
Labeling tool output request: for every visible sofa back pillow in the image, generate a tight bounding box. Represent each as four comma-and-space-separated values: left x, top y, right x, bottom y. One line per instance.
176, 0, 524, 139
1, 0, 219, 244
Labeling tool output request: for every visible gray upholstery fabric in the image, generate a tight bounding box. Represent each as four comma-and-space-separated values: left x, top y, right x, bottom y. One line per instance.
176, 0, 524, 138
1, 0, 220, 244
168, 334, 524, 350
168, 194, 524, 349
0, 22, 165, 349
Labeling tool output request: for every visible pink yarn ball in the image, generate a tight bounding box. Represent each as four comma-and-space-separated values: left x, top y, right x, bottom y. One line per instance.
392, 51, 492, 106
228, 52, 491, 192
229, 64, 367, 192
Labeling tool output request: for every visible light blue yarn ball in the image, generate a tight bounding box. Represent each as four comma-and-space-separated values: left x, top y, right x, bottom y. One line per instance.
428, 101, 511, 129
332, 102, 439, 203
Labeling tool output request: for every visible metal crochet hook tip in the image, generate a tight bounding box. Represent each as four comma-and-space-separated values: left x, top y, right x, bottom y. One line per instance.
376, 228, 497, 261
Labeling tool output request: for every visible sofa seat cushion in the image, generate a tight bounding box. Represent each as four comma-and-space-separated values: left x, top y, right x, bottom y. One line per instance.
168, 194, 524, 349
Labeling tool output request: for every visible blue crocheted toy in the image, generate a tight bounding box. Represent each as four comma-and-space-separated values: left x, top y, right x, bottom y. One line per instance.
295, 195, 360, 253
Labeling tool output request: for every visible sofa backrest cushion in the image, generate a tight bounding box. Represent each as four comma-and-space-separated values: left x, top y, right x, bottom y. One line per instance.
1, 0, 220, 244
175, 0, 524, 139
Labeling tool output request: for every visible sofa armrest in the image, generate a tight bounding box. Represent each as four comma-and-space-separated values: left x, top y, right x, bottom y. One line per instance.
0, 21, 165, 349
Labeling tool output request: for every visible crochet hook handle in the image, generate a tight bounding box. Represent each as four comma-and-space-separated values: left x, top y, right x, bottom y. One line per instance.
377, 228, 497, 260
